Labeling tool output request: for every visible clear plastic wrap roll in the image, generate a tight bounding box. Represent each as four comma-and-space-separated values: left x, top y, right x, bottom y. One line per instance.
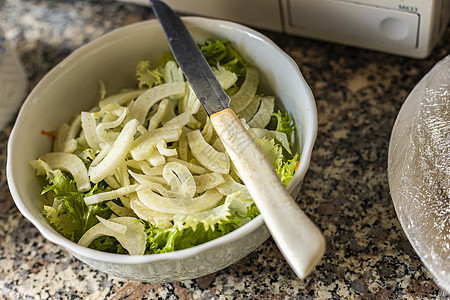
388, 55, 450, 293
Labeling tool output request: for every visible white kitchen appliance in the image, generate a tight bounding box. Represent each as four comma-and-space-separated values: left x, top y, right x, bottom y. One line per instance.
122, 0, 450, 58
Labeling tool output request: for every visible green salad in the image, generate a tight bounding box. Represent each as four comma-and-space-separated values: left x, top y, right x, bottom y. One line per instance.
30, 39, 300, 255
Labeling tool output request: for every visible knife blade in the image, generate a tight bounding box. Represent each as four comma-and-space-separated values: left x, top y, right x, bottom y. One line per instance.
149, 0, 229, 116
149, 0, 325, 279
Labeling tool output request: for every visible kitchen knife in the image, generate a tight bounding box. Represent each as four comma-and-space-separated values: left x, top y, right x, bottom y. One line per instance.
149, 0, 325, 278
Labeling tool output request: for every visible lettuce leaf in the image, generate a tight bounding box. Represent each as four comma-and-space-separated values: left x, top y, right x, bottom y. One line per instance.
255, 137, 283, 169
267, 110, 296, 138
255, 137, 299, 187
88, 236, 127, 254
276, 153, 300, 187
43, 203, 74, 238
144, 222, 237, 254
42, 170, 112, 241
144, 192, 258, 254
200, 38, 247, 95
200, 39, 247, 77
136, 60, 165, 88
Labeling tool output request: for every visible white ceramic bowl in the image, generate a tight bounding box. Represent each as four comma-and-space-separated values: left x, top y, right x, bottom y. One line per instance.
7, 17, 317, 282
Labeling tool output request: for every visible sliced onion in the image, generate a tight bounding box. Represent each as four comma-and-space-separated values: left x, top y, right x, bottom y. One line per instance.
230, 68, 259, 113
125, 82, 185, 125
137, 188, 223, 214
88, 119, 138, 183
130, 196, 173, 229
38, 152, 90, 192
77, 216, 146, 255
187, 130, 230, 174
84, 184, 138, 205
216, 174, 250, 198
163, 162, 196, 199
194, 173, 225, 193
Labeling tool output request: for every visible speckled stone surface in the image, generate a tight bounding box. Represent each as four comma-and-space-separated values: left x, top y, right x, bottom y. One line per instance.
0, 0, 449, 299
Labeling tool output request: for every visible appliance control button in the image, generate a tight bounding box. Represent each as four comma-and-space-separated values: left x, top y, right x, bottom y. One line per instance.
380, 17, 410, 40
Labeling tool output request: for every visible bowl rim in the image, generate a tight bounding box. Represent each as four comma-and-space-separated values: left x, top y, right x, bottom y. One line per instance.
7, 16, 318, 264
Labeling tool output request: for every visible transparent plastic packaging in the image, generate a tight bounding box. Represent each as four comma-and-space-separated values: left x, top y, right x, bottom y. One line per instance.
388, 55, 450, 294
0, 27, 27, 129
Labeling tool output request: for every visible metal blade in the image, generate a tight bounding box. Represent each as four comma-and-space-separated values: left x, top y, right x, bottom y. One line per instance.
149, 0, 230, 116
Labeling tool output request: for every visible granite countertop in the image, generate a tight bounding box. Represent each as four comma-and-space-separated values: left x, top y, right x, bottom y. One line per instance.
1, 0, 449, 299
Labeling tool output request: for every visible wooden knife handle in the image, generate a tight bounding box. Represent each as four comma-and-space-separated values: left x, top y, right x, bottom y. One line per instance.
210, 108, 325, 278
